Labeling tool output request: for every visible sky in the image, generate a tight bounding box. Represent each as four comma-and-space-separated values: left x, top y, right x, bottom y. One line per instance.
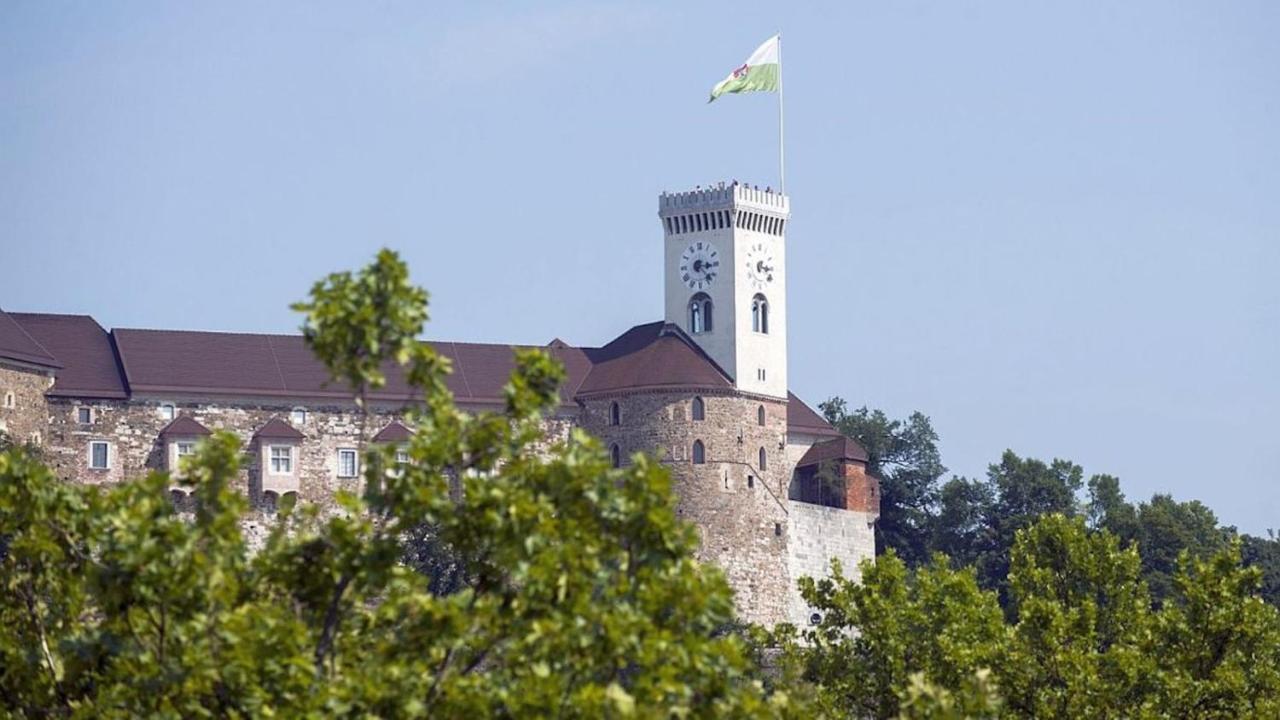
2, 2, 1277, 533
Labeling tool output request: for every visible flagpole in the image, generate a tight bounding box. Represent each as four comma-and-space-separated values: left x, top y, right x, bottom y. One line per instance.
777, 33, 785, 195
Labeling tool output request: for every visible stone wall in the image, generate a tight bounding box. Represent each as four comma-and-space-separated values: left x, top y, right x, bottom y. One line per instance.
580, 390, 793, 626
786, 501, 877, 626
0, 363, 53, 447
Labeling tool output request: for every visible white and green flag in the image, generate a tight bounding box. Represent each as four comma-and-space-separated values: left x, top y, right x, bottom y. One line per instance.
708, 35, 780, 103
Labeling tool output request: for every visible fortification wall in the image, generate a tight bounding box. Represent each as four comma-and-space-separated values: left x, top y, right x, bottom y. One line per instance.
580, 390, 793, 625
787, 501, 877, 626
0, 364, 52, 447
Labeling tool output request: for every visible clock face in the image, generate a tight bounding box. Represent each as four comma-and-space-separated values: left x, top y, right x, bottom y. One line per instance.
744, 242, 775, 290
679, 240, 720, 290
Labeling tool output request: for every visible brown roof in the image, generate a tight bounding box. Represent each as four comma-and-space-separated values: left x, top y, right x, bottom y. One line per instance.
797, 436, 870, 467
0, 309, 60, 369
5, 312, 841, 438
786, 391, 841, 437
576, 322, 733, 396
253, 417, 305, 440
9, 313, 128, 398
159, 416, 212, 437
372, 420, 413, 443
108, 328, 592, 407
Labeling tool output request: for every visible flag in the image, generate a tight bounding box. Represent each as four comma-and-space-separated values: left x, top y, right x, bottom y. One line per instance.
708, 35, 779, 103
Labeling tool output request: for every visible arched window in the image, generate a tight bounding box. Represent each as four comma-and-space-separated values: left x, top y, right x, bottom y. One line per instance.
692, 396, 705, 421
609, 402, 621, 426
757, 405, 766, 426
759, 447, 768, 471
688, 293, 713, 334
692, 440, 706, 465
610, 443, 621, 468
751, 294, 769, 334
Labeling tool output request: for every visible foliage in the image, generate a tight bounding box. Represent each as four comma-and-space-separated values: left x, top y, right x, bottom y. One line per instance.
780, 513, 1280, 718
0, 250, 795, 718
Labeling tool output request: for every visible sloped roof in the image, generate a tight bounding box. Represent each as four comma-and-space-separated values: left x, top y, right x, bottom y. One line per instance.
576, 322, 733, 396
372, 420, 413, 443
9, 313, 128, 398
159, 416, 212, 437
786, 391, 841, 437
0, 309, 60, 369
797, 435, 870, 467
108, 328, 592, 407
253, 417, 305, 440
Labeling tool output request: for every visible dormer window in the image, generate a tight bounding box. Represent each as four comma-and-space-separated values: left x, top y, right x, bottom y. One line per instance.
751, 294, 769, 334
176, 441, 196, 459
290, 407, 308, 425
158, 403, 176, 421
688, 293, 713, 334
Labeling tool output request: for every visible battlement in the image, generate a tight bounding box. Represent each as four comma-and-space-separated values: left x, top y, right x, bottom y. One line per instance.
659, 182, 790, 216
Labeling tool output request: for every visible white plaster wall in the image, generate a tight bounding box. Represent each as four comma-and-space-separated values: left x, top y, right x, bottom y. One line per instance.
786, 501, 877, 626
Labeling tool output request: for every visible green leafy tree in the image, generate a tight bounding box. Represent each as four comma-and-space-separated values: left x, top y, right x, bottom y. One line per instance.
781, 552, 1007, 718
0, 250, 796, 718
818, 400, 947, 566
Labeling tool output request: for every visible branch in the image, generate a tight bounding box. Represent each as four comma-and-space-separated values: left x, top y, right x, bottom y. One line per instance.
313, 573, 353, 675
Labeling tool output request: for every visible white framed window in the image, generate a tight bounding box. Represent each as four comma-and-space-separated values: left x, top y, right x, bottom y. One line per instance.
337, 448, 358, 478
88, 441, 110, 470
3, 391, 14, 408
158, 403, 175, 421
290, 407, 308, 426
29, 431, 41, 446
395, 449, 410, 466
176, 441, 197, 459
77, 406, 93, 425
269, 445, 293, 475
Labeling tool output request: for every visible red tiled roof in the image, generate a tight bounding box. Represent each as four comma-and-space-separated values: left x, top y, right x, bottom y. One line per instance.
372, 420, 413, 443
253, 417, 305, 440
576, 322, 733, 396
9, 313, 128, 398
797, 435, 869, 467
159, 416, 212, 437
786, 392, 840, 437
0, 309, 60, 369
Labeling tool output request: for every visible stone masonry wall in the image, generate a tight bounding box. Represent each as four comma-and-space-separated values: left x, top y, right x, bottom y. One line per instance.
580, 391, 793, 626
0, 364, 53, 447
786, 502, 877, 627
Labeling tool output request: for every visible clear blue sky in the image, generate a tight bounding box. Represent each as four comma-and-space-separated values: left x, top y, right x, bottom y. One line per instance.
3, 2, 1277, 533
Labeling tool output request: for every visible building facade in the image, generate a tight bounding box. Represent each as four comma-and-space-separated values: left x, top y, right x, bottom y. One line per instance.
0, 183, 878, 627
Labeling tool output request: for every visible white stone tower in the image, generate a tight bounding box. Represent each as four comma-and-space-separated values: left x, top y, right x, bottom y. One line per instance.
658, 183, 790, 398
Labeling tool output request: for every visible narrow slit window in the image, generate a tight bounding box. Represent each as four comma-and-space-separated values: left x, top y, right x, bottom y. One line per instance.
759, 447, 768, 471
610, 443, 621, 468
610, 402, 621, 426
692, 396, 705, 421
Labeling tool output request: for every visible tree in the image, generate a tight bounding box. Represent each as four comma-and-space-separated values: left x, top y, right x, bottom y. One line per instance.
0, 250, 797, 718
818, 400, 947, 566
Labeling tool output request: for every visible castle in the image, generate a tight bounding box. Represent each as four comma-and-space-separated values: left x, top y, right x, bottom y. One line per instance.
0, 182, 878, 627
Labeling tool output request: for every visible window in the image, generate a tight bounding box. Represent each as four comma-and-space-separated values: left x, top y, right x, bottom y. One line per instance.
291, 407, 308, 426
159, 403, 175, 421
176, 441, 196, 459
29, 431, 40, 446
269, 445, 293, 475
748, 475, 755, 489
395, 449, 410, 465
692, 440, 706, 465
752, 294, 769, 334
688, 293, 713, 334
692, 396, 705, 422
77, 407, 92, 424
337, 448, 358, 478
609, 402, 621, 426
610, 443, 621, 469
4, 391, 14, 408
757, 405, 766, 426
88, 441, 109, 470
759, 447, 768, 471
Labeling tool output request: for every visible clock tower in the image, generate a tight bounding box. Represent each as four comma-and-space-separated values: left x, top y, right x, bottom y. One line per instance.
659, 183, 790, 398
